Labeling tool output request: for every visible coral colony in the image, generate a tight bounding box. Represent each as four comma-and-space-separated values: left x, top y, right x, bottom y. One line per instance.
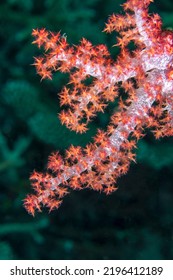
24, 0, 173, 216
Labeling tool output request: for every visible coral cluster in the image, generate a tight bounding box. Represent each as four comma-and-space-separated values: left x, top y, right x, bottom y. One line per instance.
24, 0, 173, 216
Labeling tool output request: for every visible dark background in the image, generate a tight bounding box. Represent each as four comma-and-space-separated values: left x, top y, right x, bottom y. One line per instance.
0, 0, 173, 260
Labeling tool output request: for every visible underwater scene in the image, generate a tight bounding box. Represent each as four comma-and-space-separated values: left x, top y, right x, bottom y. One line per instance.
0, 0, 173, 260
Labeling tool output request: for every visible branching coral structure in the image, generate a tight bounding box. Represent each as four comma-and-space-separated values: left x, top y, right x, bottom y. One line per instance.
24, 0, 173, 216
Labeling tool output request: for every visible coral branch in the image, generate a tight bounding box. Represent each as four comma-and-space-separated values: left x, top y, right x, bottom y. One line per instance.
24, 0, 173, 216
